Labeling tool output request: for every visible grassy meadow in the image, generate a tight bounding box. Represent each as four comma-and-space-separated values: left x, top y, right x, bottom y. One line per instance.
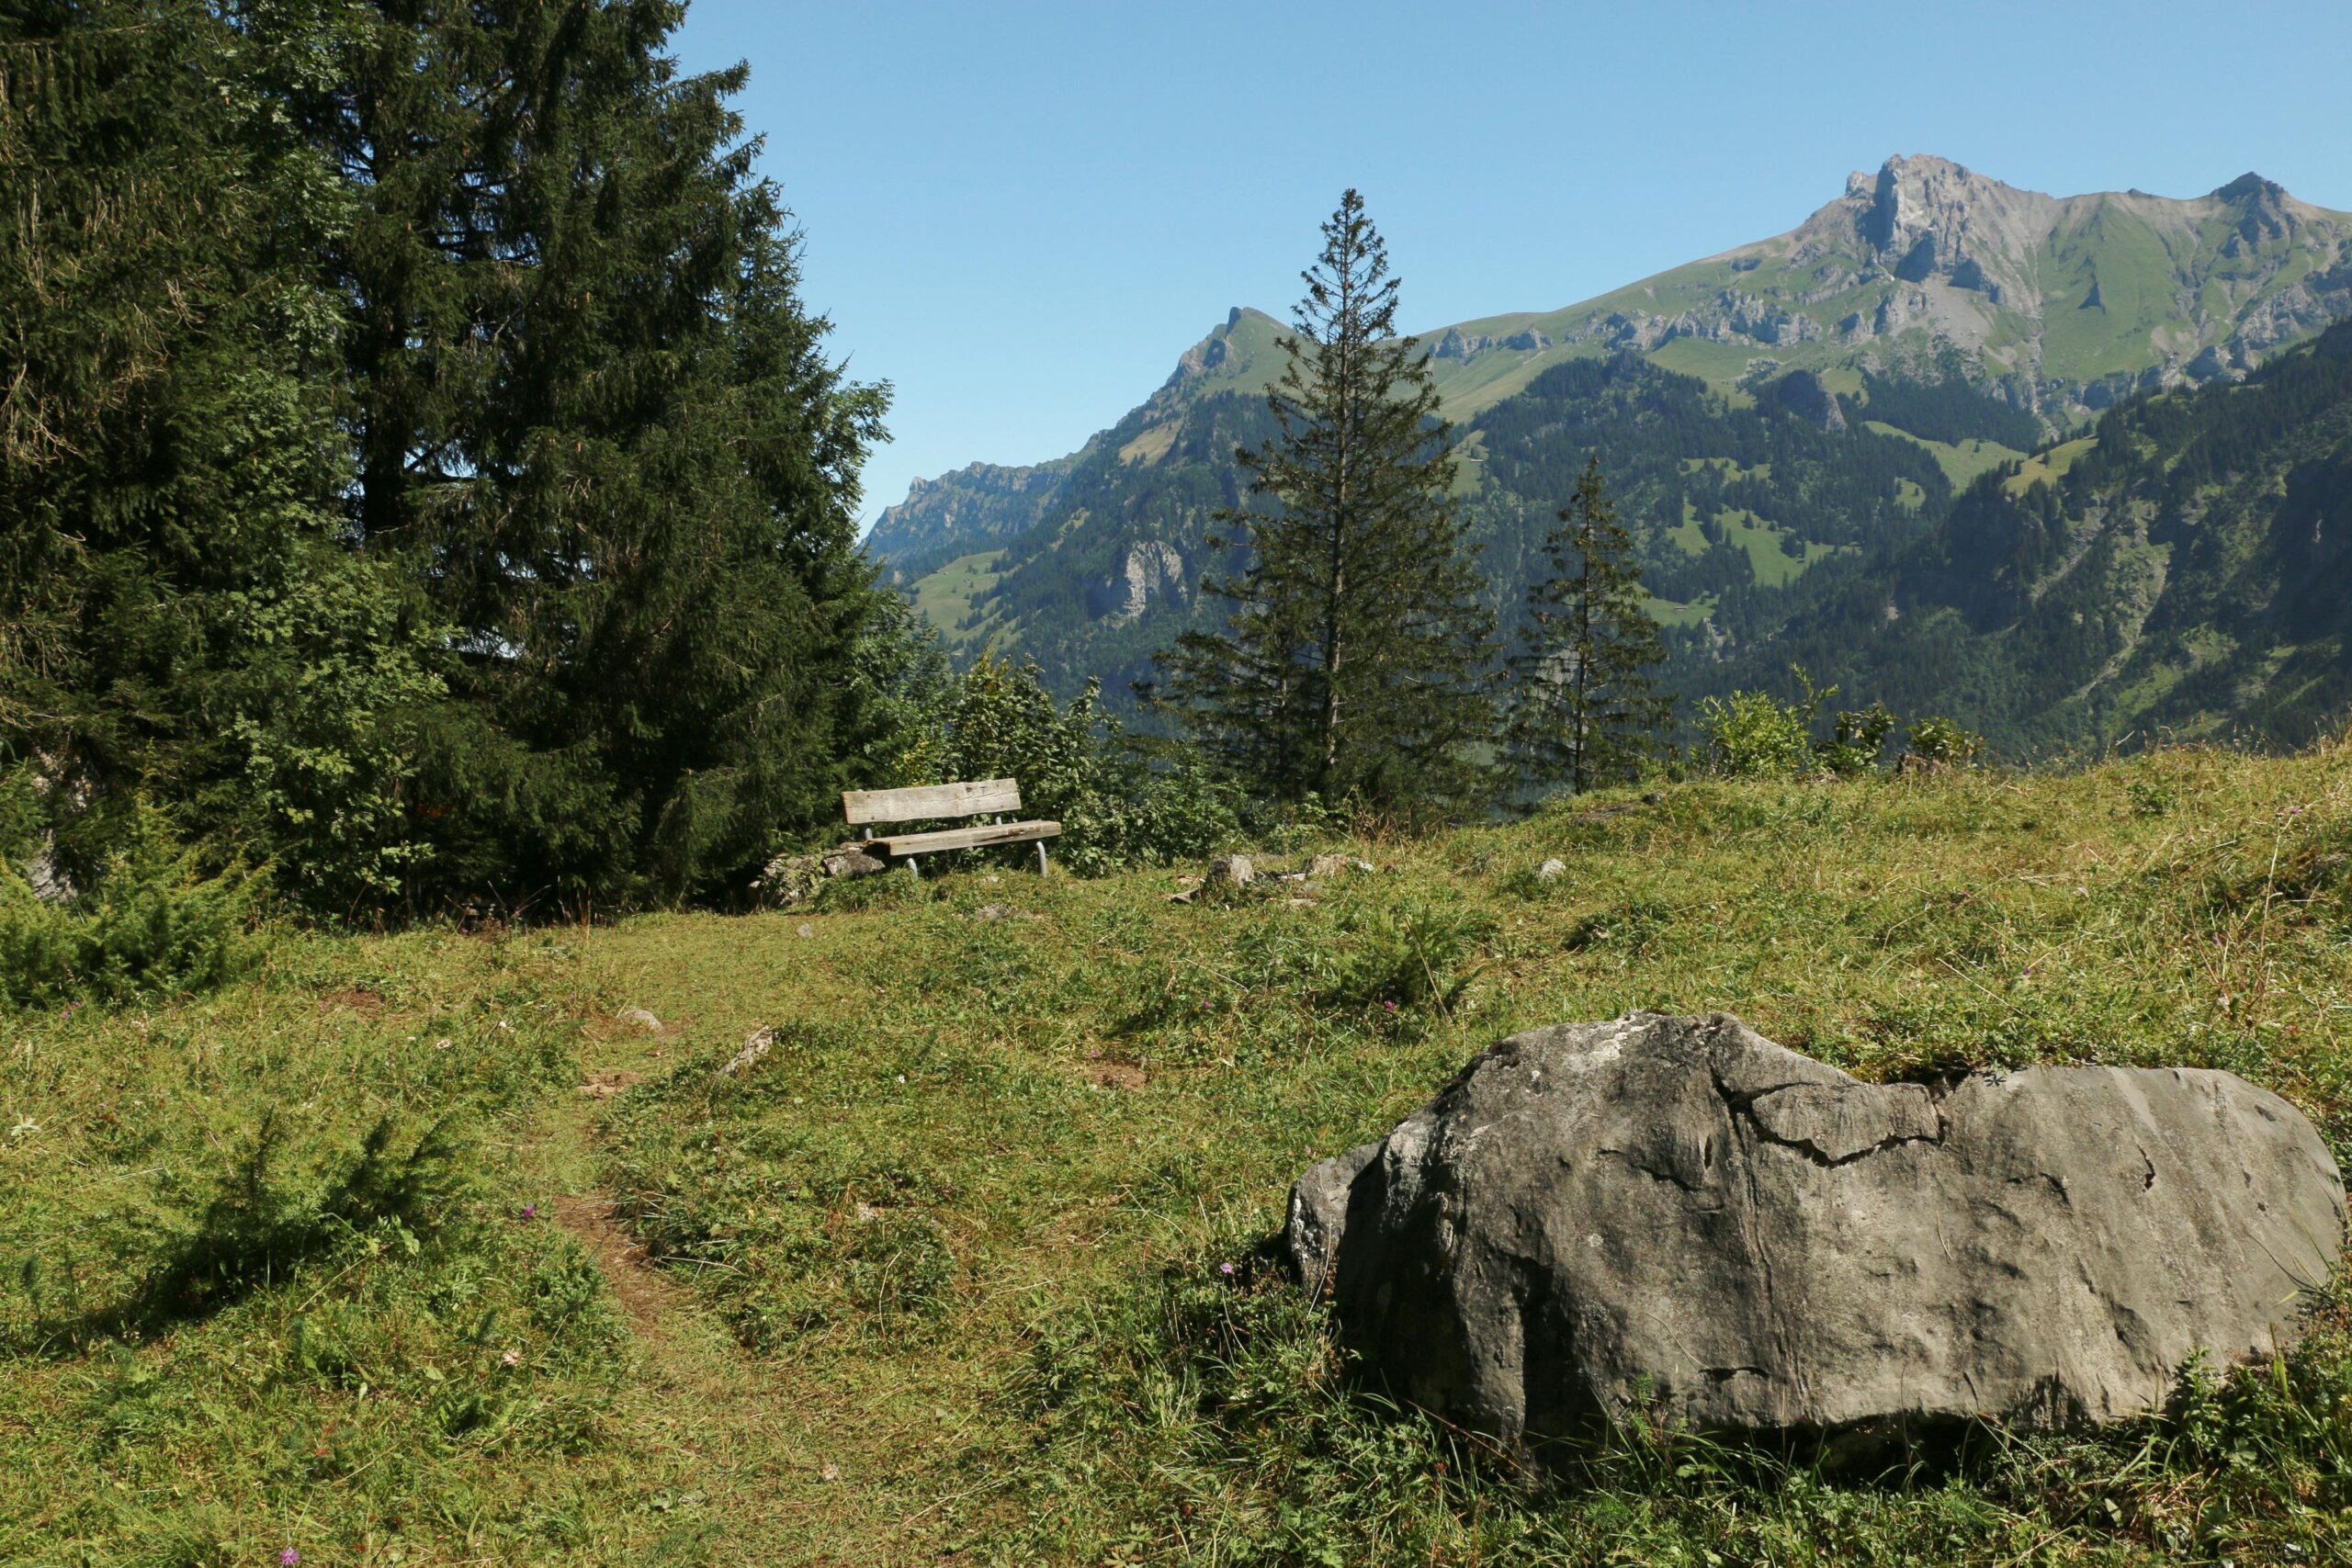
7, 741, 2352, 1564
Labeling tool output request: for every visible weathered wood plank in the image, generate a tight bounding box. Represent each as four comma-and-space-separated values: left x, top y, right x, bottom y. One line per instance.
842, 777, 1022, 826
861, 819, 1061, 857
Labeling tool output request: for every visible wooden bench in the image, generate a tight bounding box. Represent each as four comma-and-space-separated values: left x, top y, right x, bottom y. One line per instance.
841, 777, 1061, 877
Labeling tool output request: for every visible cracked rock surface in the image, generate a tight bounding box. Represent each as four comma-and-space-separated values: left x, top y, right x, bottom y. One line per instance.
1288, 1012, 2345, 1441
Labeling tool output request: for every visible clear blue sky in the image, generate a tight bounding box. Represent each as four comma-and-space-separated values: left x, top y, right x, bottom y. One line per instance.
670, 0, 2352, 527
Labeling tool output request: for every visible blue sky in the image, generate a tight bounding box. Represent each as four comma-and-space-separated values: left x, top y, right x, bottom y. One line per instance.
670, 1, 2352, 527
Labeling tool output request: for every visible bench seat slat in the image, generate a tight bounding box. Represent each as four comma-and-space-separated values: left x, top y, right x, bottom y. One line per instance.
843, 778, 1022, 826
861, 819, 1061, 857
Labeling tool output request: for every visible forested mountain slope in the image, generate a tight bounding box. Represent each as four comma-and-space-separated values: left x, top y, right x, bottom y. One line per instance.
1742, 321, 2352, 752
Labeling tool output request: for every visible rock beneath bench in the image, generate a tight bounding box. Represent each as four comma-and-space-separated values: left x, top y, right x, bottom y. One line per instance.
756, 846, 888, 907
1287, 1012, 2345, 1444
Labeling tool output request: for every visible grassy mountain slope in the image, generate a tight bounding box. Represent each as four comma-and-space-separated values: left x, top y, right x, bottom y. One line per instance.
10, 750, 2352, 1561
872, 156, 2352, 752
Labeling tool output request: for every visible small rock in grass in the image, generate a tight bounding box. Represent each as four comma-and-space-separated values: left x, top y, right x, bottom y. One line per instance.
797, 922, 814, 938
616, 1007, 662, 1033
718, 1025, 775, 1079
1205, 854, 1255, 887
1536, 858, 1566, 881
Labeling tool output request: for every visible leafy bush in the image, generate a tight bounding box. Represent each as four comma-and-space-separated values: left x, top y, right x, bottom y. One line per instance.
1820, 701, 1896, 775
1906, 715, 1987, 767
0, 805, 261, 1007
1313, 890, 1494, 1021
1696, 688, 1817, 779
933, 650, 1240, 874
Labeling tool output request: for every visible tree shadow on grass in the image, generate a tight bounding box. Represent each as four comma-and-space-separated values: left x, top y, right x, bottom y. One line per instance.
13, 1111, 466, 1355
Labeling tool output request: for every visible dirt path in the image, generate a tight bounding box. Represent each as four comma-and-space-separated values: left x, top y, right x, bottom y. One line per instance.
514, 1040, 929, 1562
550, 1190, 676, 1336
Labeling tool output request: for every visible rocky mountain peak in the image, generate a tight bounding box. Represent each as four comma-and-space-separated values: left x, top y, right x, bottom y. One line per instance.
1858, 154, 2057, 300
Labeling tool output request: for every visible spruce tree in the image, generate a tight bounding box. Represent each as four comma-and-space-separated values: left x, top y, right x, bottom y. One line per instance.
1158, 190, 1497, 814
268, 1, 890, 908
1510, 456, 1670, 795
0, 0, 442, 909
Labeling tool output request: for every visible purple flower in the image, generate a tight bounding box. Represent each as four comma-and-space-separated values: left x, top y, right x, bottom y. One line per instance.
1217, 1262, 1235, 1277
279, 1552, 301, 1567
518, 1202, 537, 1221
1383, 999, 1397, 1013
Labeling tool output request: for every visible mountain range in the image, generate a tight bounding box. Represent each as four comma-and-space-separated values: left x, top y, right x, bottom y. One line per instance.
869, 155, 2352, 755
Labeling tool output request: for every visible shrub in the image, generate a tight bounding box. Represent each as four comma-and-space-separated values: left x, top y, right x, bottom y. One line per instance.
1314, 890, 1494, 1021
1696, 689, 1817, 779
1906, 716, 1987, 767
1820, 702, 1896, 776
0, 804, 262, 1007
934, 650, 1242, 874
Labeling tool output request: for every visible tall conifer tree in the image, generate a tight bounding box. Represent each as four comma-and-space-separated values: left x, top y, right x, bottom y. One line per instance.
0, 0, 442, 908
1509, 456, 1670, 795
1158, 190, 1496, 814
267, 1, 889, 907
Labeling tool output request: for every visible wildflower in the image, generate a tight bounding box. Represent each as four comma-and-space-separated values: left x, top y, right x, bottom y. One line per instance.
1383, 999, 1398, 1013
280, 1551, 301, 1567
501, 1348, 522, 1368
1217, 1262, 1235, 1277
518, 1202, 537, 1221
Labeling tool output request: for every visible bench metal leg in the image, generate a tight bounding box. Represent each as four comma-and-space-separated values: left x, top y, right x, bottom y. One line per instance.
1036, 840, 1048, 876
905, 855, 920, 880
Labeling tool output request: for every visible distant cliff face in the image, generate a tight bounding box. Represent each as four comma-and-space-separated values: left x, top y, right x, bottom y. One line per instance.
866, 451, 1082, 577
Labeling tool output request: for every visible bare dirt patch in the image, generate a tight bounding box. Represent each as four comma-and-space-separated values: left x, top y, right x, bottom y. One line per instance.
552, 1192, 675, 1334
576, 1069, 647, 1100
1087, 1061, 1148, 1090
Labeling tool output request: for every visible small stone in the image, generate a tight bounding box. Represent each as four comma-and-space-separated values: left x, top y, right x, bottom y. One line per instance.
797, 923, 814, 938
1205, 854, 1255, 887
616, 1007, 662, 1033
1535, 858, 1566, 880
1307, 853, 1355, 880
717, 1025, 775, 1079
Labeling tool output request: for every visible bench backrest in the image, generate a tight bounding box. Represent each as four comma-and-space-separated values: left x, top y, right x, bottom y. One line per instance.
842, 777, 1023, 827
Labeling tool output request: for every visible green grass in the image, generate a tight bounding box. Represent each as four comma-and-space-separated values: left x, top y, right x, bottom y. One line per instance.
1668, 503, 1845, 588
1863, 420, 2028, 488
1645, 592, 1717, 628
10, 743, 2352, 1562
910, 549, 1006, 649
2007, 434, 2099, 496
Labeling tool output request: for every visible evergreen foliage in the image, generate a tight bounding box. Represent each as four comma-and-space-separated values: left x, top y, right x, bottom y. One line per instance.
0, 1, 444, 913
1158, 191, 1498, 815
1508, 457, 1670, 795
1836, 369, 2045, 450
0, 0, 897, 919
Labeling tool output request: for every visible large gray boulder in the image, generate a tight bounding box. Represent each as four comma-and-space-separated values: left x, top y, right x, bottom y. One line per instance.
1288, 1012, 2344, 1442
